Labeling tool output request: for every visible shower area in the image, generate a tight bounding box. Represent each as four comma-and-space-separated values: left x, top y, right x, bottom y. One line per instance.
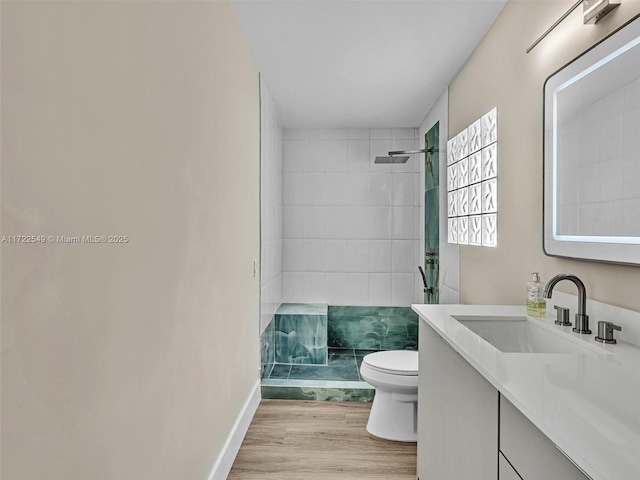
259, 79, 449, 400
261, 304, 418, 401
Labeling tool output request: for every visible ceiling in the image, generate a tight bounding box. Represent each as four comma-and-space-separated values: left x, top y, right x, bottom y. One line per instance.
232, 0, 506, 128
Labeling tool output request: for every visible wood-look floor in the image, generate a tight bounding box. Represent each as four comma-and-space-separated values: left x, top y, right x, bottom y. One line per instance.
227, 399, 417, 479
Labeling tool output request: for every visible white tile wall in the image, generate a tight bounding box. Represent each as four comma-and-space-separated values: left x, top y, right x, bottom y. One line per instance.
348, 140, 371, 173
370, 273, 392, 305
623, 198, 640, 236
372, 206, 394, 240
326, 272, 348, 304
370, 240, 392, 272
391, 273, 415, 306
281, 127, 420, 306
304, 273, 327, 303
283, 239, 303, 271
325, 206, 349, 238
347, 273, 370, 304
260, 80, 283, 333
349, 128, 370, 140
326, 128, 349, 140
370, 174, 393, 205
284, 128, 303, 140
325, 239, 348, 272
347, 240, 370, 272
622, 153, 640, 199
306, 208, 327, 239
391, 240, 416, 273
347, 173, 370, 205
283, 206, 303, 239
348, 206, 370, 239
369, 273, 391, 305
303, 174, 325, 205
304, 239, 326, 272
284, 141, 303, 172
278, 92, 458, 310
325, 140, 348, 172
393, 174, 417, 206
283, 173, 303, 205
325, 173, 349, 205
371, 128, 392, 139
282, 272, 303, 302
392, 206, 416, 239
303, 140, 326, 172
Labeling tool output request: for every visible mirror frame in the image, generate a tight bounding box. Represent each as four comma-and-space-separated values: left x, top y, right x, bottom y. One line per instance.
543, 14, 640, 266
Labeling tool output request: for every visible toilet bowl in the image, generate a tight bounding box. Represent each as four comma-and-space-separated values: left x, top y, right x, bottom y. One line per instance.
359, 350, 419, 442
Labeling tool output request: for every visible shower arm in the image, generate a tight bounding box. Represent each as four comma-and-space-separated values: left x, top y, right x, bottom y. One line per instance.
388, 147, 436, 156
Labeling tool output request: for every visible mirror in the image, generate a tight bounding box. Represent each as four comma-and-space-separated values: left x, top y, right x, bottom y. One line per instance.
544, 15, 640, 265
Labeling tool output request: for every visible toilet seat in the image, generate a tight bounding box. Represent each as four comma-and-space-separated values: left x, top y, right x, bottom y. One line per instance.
362, 350, 418, 376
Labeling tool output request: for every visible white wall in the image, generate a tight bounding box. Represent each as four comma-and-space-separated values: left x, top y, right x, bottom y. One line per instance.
260, 79, 283, 333
449, 0, 640, 310
281, 128, 421, 306
1, 2, 260, 479
418, 89, 460, 304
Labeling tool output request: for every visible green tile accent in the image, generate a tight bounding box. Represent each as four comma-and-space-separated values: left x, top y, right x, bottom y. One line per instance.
260, 319, 275, 379
276, 303, 328, 315
289, 354, 359, 381
354, 349, 379, 357
269, 364, 292, 379
425, 121, 440, 190
263, 305, 417, 402
356, 356, 365, 379
328, 306, 418, 350
275, 303, 328, 365
328, 348, 356, 359
261, 386, 375, 402
424, 122, 440, 304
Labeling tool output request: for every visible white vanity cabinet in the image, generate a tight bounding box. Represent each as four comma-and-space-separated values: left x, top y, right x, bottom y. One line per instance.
418, 320, 590, 480
499, 395, 590, 480
418, 321, 498, 480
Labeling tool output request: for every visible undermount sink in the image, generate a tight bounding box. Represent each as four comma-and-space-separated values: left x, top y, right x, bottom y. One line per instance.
452, 316, 594, 354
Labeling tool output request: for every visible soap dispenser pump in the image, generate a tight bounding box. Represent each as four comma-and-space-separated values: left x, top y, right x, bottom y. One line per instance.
526, 272, 546, 317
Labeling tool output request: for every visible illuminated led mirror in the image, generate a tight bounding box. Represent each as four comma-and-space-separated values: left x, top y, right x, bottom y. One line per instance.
544, 15, 640, 265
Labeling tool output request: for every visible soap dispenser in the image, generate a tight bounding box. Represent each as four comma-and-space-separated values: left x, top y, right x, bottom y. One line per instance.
526, 272, 546, 317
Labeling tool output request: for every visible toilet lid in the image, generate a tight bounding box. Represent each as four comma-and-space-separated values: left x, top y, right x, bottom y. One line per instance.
363, 350, 418, 376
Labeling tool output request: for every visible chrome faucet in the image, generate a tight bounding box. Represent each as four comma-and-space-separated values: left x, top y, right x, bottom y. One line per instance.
543, 274, 591, 334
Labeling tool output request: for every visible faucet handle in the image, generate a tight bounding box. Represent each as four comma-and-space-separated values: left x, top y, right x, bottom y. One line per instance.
595, 321, 622, 344
554, 305, 572, 326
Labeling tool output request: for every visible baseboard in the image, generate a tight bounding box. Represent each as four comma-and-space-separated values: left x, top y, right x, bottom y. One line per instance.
207, 379, 261, 480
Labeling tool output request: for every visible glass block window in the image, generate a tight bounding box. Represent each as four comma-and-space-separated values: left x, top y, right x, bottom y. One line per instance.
447, 107, 498, 247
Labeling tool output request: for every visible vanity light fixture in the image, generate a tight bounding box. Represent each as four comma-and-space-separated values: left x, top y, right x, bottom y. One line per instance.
583, 0, 621, 24
526, 0, 621, 53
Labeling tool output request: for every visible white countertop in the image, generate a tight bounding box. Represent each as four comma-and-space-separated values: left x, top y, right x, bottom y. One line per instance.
412, 304, 640, 480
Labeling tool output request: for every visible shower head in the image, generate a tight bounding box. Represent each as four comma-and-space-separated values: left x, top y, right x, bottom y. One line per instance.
373, 146, 436, 165
374, 155, 410, 164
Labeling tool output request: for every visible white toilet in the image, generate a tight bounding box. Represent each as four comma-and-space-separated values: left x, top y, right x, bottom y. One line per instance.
359, 350, 419, 442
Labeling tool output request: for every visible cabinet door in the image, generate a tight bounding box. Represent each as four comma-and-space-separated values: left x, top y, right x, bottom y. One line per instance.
499, 452, 522, 480
500, 395, 590, 480
418, 321, 498, 480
